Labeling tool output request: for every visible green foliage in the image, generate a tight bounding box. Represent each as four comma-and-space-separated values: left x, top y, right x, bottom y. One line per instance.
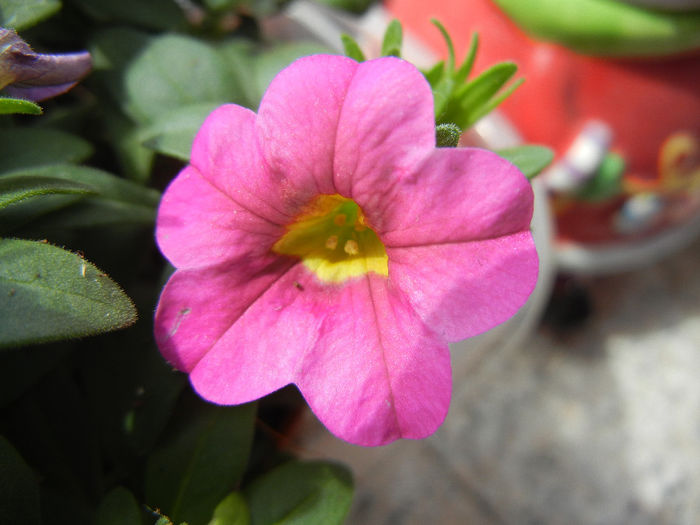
139, 102, 225, 161
340, 34, 365, 62
0, 435, 41, 525
0, 165, 160, 232
427, 20, 523, 131
96, 487, 143, 525
380, 19, 402, 58
209, 492, 251, 525
496, 145, 554, 179
0, 97, 42, 115
0, 174, 95, 210
314, 0, 375, 14
145, 402, 257, 525
0, 128, 92, 173
245, 461, 353, 525
0, 238, 138, 348
492, 0, 700, 57
0, 0, 61, 30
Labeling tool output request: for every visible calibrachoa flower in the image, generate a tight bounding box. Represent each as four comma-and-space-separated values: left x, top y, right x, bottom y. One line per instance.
154, 54, 538, 446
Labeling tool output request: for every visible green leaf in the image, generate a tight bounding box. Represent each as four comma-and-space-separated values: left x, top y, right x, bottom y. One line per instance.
123, 34, 234, 124
0, 435, 41, 525
140, 102, 221, 161
380, 19, 402, 57
145, 402, 256, 525
217, 38, 258, 110
0, 0, 61, 30
208, 493, 250, 525
422, 61, 445, 88
0, 174, 95, 210
496, 145, 554, 179
314, 0, 374, 14
245, 461, 353, 525
491, 0, 700, 57
96, 486, 143, 525
448, 62, 519, 129
454, 33, 479, 86
1, 164, 160, 230
340, 34, 365, 62
0, 238, 137, 348
0, 97, 42, 115
0, 128, 92, 173
431, 19, 455, 72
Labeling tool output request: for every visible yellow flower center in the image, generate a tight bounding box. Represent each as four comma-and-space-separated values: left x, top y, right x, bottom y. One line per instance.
272, 194, 388, 283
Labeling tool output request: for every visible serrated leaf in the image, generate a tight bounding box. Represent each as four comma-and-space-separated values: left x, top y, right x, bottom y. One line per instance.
145, 402, 256, 525
380, 19, 402, 57
96, 486, 142, 525
140, 102, 221, 161
209, 492, 250, 525
0, 435, 41, 525
0, 174, 95, 210
340, 34, 365, 62
0, 0, 61, 30
0, 238, 137, 348
0, 97, 42, 115
496, 145, 554, 179
0, 128, 92, 173
245, 461, 353, 525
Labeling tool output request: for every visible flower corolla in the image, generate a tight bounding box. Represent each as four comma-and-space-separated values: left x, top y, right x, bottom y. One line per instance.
155, 54, 538, 446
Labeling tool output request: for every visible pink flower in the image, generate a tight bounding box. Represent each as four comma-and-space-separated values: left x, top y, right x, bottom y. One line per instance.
154, 54, 538, 446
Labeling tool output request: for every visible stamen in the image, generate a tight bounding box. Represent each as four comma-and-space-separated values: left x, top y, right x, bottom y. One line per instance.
325, 235, 338, 250
334, 214, 347, 226
344, 239, 359, 255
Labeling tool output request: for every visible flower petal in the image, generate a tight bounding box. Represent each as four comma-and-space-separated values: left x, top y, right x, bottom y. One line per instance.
256, 54, 358, 201
388, 232, 539, 342
190, 104, 295, 225
373, 148, 535, 245
187, 264, 326, 404
154, 254, 295, 372
334, 57, 435, 203
297, 274, 452, 446
156, 166, 285, 269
